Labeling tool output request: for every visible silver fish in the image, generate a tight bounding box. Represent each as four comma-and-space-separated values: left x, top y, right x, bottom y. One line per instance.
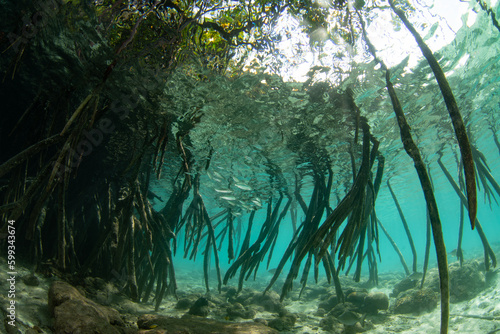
213, 171, 224, 179
235, 183, 252, 191
215, 189, 232, 193
251, 198, 262, 207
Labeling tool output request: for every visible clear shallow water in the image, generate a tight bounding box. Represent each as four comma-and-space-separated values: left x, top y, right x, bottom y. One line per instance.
150, 0, 500, 281
0, 1, 499, 333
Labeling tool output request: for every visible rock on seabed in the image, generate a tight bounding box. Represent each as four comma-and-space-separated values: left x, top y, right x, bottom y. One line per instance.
48, 281, 127, 334
137, 314, 279, 334
393, 288, 438, 314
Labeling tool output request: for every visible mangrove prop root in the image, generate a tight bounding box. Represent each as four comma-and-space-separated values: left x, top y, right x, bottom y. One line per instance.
327, 250, 344, 303
372, 156, 385, 262
353, 225, 368, 282
492, 129, 500, 156
367, 217, 378, 286
472, 145, 500, 200
201, 197, 222, 292
378, 219, 410, 276
387, 179, 418, 273
224, 194, 287, 286
183, 174, 222, 292
128, 215, 139, 302
264, 171, 331, 297
60, 93, 95, 136
359, 13, 449, 333
421, 209, 432, 288
0, 153, 54, 225
299, 253, 313, 297
154, 267, 167, 312
457, 163, 466, 266
321, 120, 372, 261
421, 165, 435, 285
248, 195, 287, 280
227, 213, 234, 262
276, 119, 373, 301
267, 197, 292, 270
385, 69, 449, 334
389, 0, 477, 230
264, 224, 303, 298
0, 134, 64, 178
437, 158, 496, 269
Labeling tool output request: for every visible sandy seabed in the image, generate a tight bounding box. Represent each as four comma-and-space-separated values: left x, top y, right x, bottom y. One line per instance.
1, 251, 499, 334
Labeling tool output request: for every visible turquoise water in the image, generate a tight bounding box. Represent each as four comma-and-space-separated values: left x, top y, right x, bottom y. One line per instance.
0, 0, 499, 318
0, 1, 500, 334
149, 0, 500, 286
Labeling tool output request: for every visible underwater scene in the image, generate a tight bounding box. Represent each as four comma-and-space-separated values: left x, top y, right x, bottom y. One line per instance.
1, 0, 500, 333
